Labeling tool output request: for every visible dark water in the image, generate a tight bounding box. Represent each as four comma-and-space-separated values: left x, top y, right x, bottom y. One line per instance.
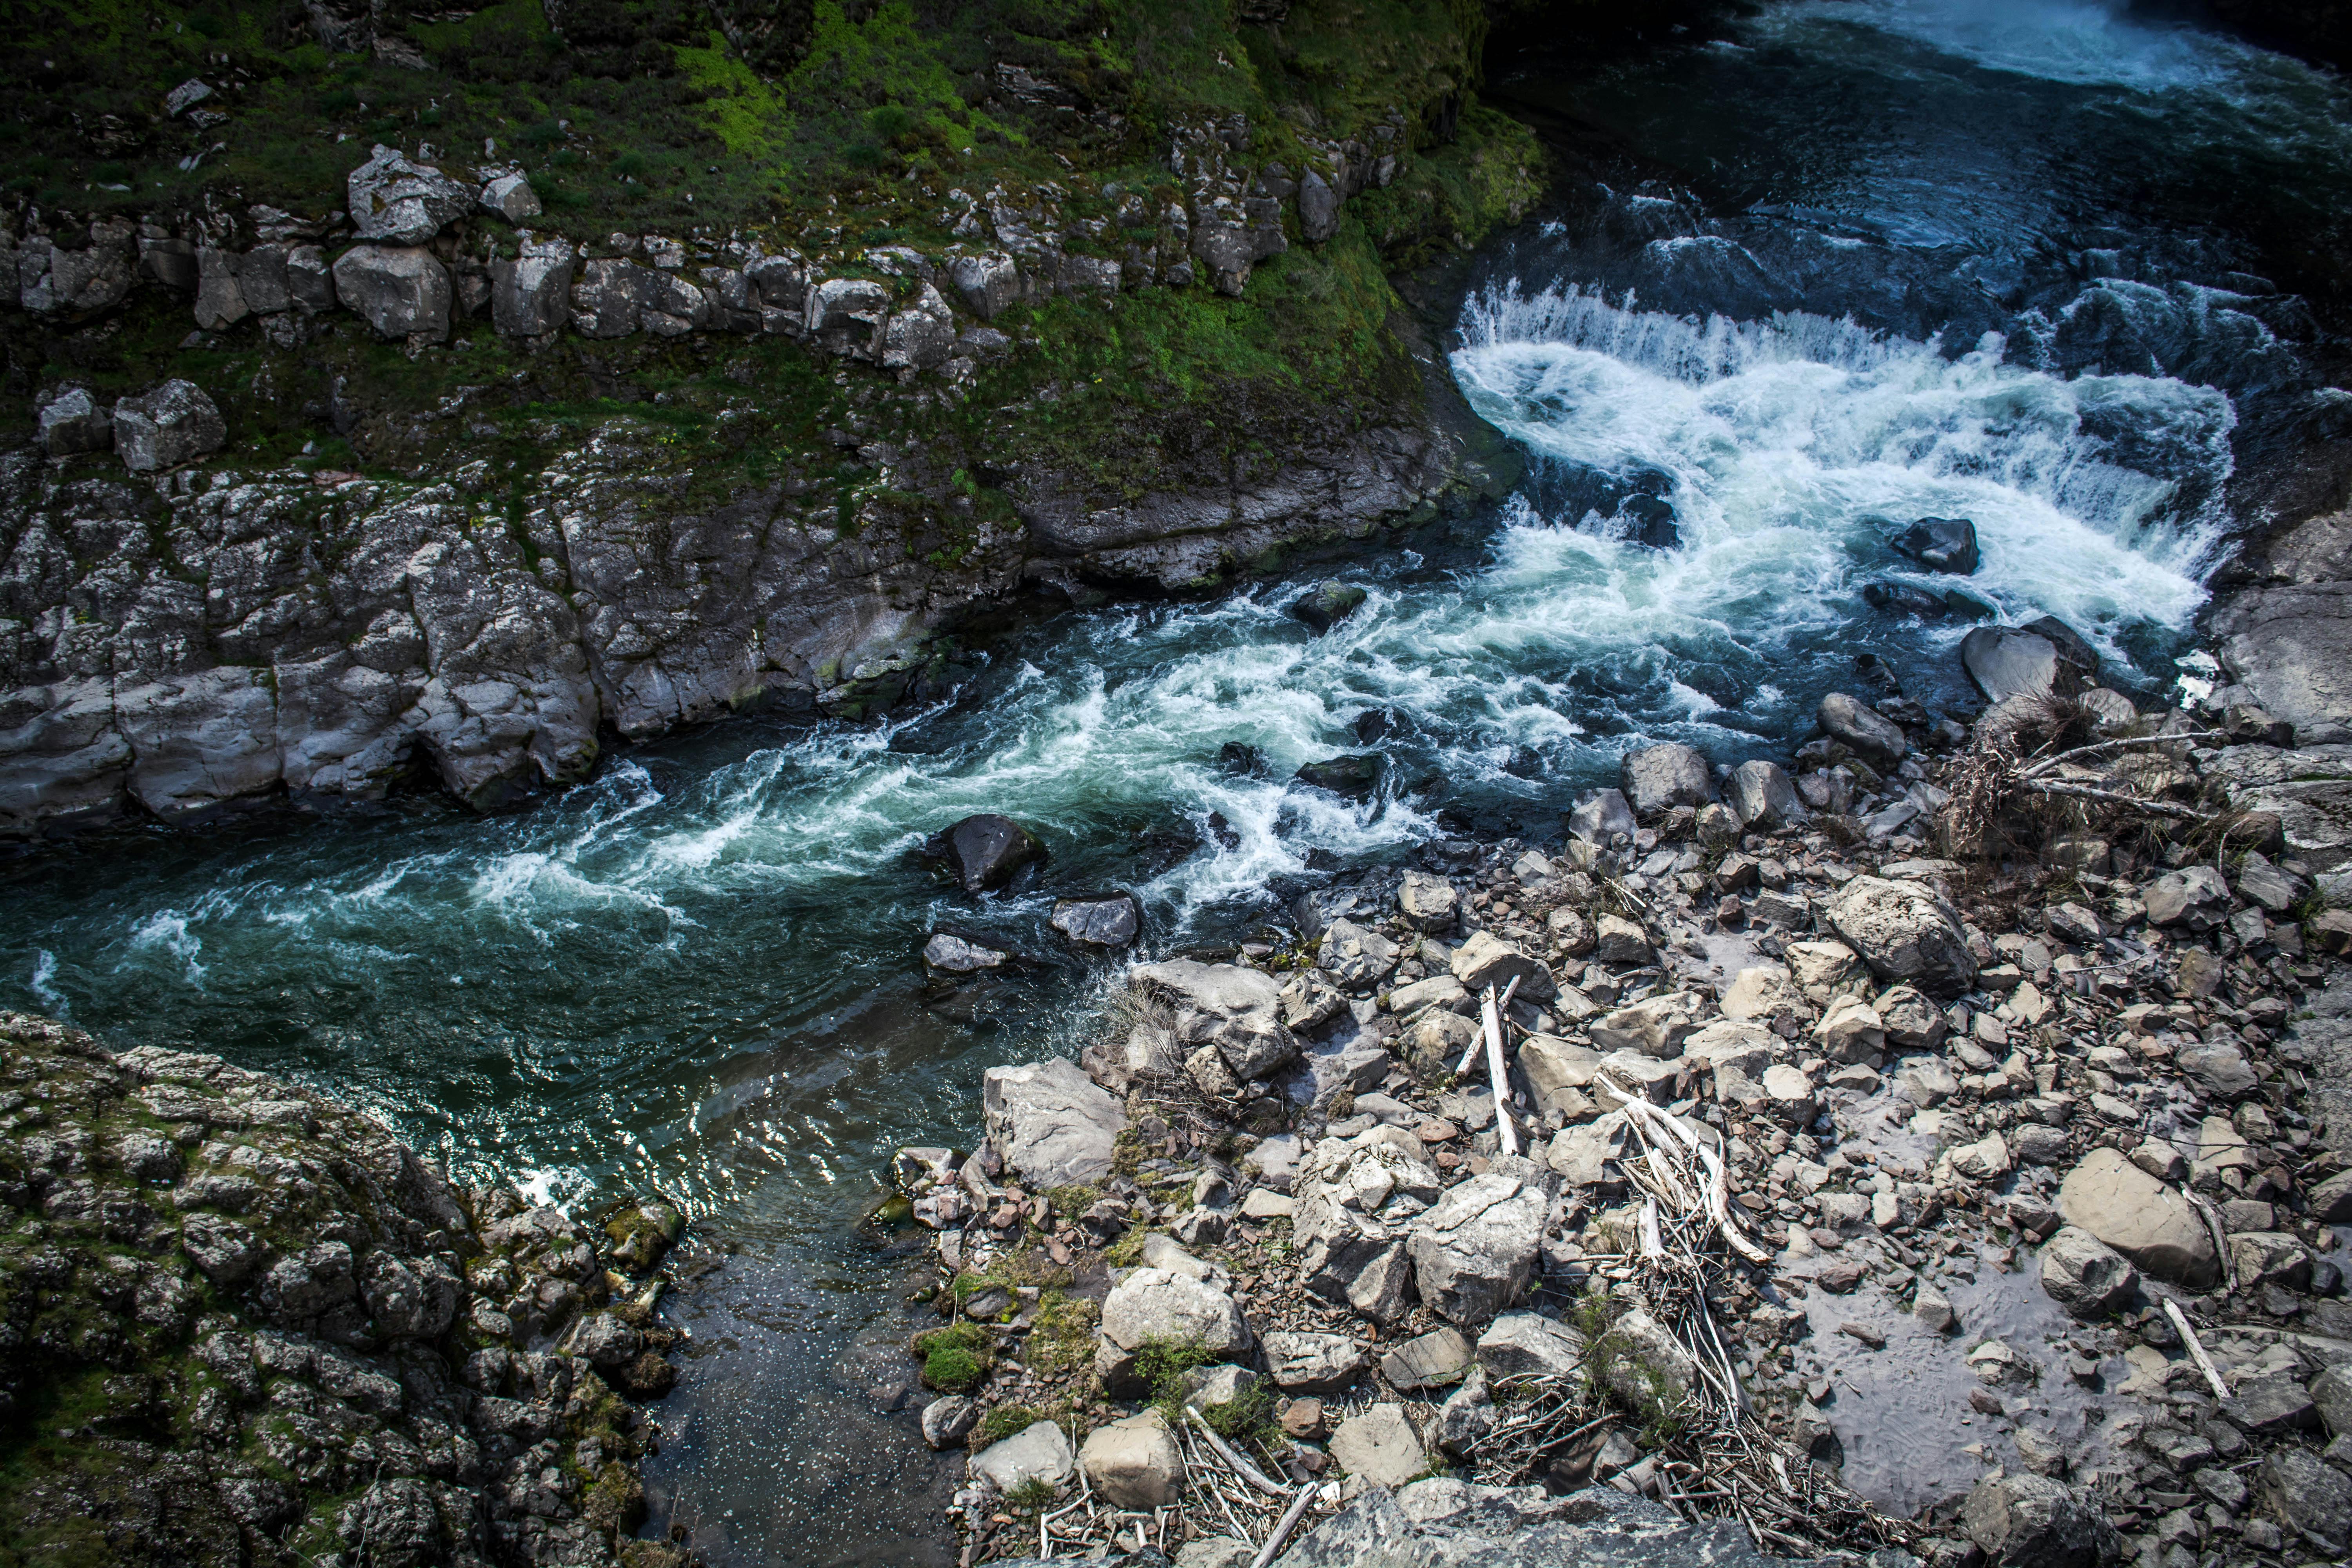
4, 2, 2350, 1556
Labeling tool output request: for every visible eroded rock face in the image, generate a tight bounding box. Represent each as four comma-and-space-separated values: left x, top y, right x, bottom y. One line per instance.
332, 244, 453, 340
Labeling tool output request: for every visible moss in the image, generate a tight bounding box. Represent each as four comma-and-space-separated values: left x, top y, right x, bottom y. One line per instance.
1043, 1184, 1102, 1221
1027, 1290, 1098, 1378
973, 1402, 1043, 1448
922, 1343, 987, 1394
1136, 1335, 1215, 1421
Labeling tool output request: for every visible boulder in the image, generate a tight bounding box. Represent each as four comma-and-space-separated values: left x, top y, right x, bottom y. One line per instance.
921, 1395, 979, 1449
1891, 515, 1981, 573
237, 245, 292, 314
1568, 788, 1637, 847
1450, 931, 1556, 1002
1396, 869, 1458, 933
1824, 876, 1976, 997
1475, 1312, 1585, 1379
479, 170, 542, 223
1962, 625, 2093, 704
1727, 760, 1801, 829
194, 245, 248, 330
2056, 1149, 2218, 1287
880, 282, 959, 374
1133, 959, 1298, 1080
1621, 743, 1716, 818
1818, 692, 1907, 764
1380, 1326, 1472, 1392
2038, 1227, 2139, 1318
1434, 1365, 1496, 1457
1319, 918, 1399, 989
1591, 914, 1654, 966
2144, 865, 2230, 931
1720, 965, 1803, 1026
2229, 1231, 2311, 1290
1327, 1403, 1425, 1489
948, 251, 1020, 319
112, 380, 225, 472
2313, 1363, 2352, 1437
1680, 1020, 1775, 1082
346, 145, 474, 245
970, 1419, 1077, 1493
1590, 996, 1694, 1059
1517, 1035, 1605, 1115
36, 387, 113, 457
1407, 1171, 1545, 1327
1079, 1410, 1183, 1508
1545, 1112, 1630, 1186
1876, 985, 1948, 1049
1786, 940, 1864, 992
1263, 1330, 1370, 1393
18, 228, 137, 315
331, 245, 452, 340
1298, 171, 1341, 241
1961, 1472, 2122, 1567
1096, 1268, 1250, 1393
1293, 581, 1368, 633
491, 239, 574, 337
1592, 1309, 1696, 1412
1812, 997, 1885, 1063
980, 1058, 1125, 1187
1296, 754, 1379, 796
1291, 1131, 1439, 1321
2176, 1043, 2256, 1100
1051, 892, 1142, 948
924, 931, 1008, 973
807, 276, 891, 357
927, 814, 1047, 893
2257, 1448, 2352, 1554
285, 245, 334, 309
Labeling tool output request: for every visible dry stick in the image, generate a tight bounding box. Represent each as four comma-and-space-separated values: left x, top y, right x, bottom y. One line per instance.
1185, 1408, 1290, 1497
2021, 779, 2216, 820
2188, 1192, 2239, 1294
2015, 729, 2229, 778
1481, 984, 1522, 1156
1248, 1484, 1323, 1568
1456, 974, 1523, 1076
2164, 1298, 2232, 1400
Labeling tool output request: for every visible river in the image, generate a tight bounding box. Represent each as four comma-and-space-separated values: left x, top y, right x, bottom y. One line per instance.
4, 2, 2348, 1560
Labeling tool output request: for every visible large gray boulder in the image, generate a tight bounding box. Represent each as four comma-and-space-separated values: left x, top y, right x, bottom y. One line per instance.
1962, 1472, 2122, 1566
347, 145, 474, 245
1475, 1311, 1586, 1379
36, 387, 112, 457
980, 1058, 1125, 1187
1620, 742, 1715, 817
1095, 1267, 1250, 1393
1824, 875, 1976, 997
2144, 864, 2230, 931
1078, 1410, 1183, 1508
880, 281, 959, 374
2258, 1447, 2352, 1553
18, 228, 137, 315
492, 239, 574, 337
1726, 759, 1801, 829
1962, 622, 2095, 705
113, 380, 225, 473
1298, 171, 1341, 241
1567, 787, 1636, 847
1132, 958, 1298, 1080
948, 252, 1020, 320
1891, 515, 1980, 573
970, 1419, 1077, 1493
1319, 918, 1399, 989
1818, 691, 1907, 764
1407, 1170, 1545, 1327
194, 245, 249, 330
808, 276, 891, 357
2056, 1149, 2218, 1287
2038, 1227, 2139, 1318
331, 245, 452, 340
1292, 1129, 1439, 1322
479, 171, 542, 223
1050, 892, 1141, 948
927, 813, 1048, 894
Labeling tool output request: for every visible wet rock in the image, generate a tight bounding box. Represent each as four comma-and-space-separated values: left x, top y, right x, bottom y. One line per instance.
1449, 931, 1556, 1003
1891, 515, 1982, 574
1824, 876, 1975, 996
1397, 869, 1459, 933
346, 145, 474, 245
1051, 891, 1142, 948
1963, 625, 2089, 704
2038, 1227, 2139, 1318
113, 379, 226, 472
925, 931, 1010, 973
492, 238, 574, 336
1621, 742, 1717, 817
1961, 1472, 2122, 1566
1327, 1403, 1425, 1488
981, 1058, 1125, 1186
1727, 759, 1802, 829
1408, 1171, 1545, 1327
331, 245, 451, 340
1296, 754, 1380, 796
970, 1419, 1077, 1493
1263, 1330, 1369, 1393
1819, 691, 1908, 764
922, 1394, 980, 1448
603, 1198, 685, 1272
2056, 1149, 2219, 1287
36, 387, 113, 456
1096, 1268, 1250, 1394
927, 814, 1047, 893
1292, 581, 1368, 633
1080, 1410, 1183, 1507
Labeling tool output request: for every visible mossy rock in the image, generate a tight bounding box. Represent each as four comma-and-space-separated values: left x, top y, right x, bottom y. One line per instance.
602, 1198, 686, 1273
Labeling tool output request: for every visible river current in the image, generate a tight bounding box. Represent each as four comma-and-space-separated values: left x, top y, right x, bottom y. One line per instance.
5, 2, 2349, 1560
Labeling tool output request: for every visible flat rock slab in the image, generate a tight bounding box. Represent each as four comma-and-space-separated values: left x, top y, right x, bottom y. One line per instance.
1381, 1327, 1473, 1392
2056, 1148, 2218, 1288
969, 1419, 1076, 1493
1327, 1402, 1425, 1489
982, 1058, 1126, 1187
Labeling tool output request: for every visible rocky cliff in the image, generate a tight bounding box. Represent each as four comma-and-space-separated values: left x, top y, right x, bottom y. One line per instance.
0, 0, 1564, 836
0, 1010, 689, 1567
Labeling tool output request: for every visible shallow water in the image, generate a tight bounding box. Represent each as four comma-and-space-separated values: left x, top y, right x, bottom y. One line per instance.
4, 0, 2350, 1553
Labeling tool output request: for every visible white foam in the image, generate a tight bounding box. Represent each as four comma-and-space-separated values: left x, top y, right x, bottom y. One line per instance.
1769, 0, 2239, 92
28, 950, 65, 1014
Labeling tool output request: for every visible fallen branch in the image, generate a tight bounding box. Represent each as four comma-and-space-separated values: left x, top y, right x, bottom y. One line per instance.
1481, 984, 1522, 1157
2164, 1299, 2232, 1400
1457, 975, 1521, 1076
1249, 1482, 1327, 1568
2019, 779, 2216, 820
1185, 1407, 1290, 1497
2016, 730, 2227, 779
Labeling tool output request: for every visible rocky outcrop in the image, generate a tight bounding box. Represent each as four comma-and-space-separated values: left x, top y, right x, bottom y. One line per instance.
0, 1011, 684, 1568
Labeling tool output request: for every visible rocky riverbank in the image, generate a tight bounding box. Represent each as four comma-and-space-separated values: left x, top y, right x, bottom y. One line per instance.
887, 667, 2352, 1568
0, 1010, 690, 1567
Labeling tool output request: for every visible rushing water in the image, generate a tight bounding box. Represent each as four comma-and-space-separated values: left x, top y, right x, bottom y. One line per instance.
5, 1, 2350, 1556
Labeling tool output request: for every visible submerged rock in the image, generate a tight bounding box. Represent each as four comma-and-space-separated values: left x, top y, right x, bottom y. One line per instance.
1292, 580, 1368, 633
925, 813, 1048, 893
1296, 753, 1381, 796
1890, 515, 1982, 573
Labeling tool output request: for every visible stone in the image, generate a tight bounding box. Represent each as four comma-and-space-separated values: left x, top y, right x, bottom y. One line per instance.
1051, 891, 1142, 948
1681, 1020, 1775, 1081
1786, 940, 1864, 992
1293, 580, 1367, 633
36, 387, 113, 457
1381, 1326, 1473, 1392
237, 245, 292, 314
1135, 959, 1299, 1080
2257, 1446, 2352, 1549
1951, 1132, 2012, 1181
970, 1419, 1077, 1494
1813, 997, 1886, 1063
2224, 1376, 2317, 1436
492, 238, 574, 336
165, 77, 214, 116
1449, 931, 1556, 1002
1961, 1472, 2121, 1567
2229, 1231, 2310, 1290
194, 245, 248, 330
112, 379, 225, 472
2145, 865, 2230, 931
1824, 876, 1976, 996
2312, 1169, 2352, 1223
981, 1058, 1125, 1187
1760, 1063, 1818, 1126
1621, 742, 1717, 817
1592, 1308, 1697, 1411
1080, 1410, 1184, 1508
479, 170, 541, 223
1819, 691, 1908, 763
1397, 869, 1459, 933
1434, 1364, 1495, 1457
1568, 788, 1637, 847
1915, 1285, 1956, 1332
2011, 1124, 2070, 1165
924, 931, 1009, 973
1327, 1403, 1425, 1489
921, 1395, 979, 1448
1590, 995, 1694, 1058
1720, 965, 1803, 1026
332, 244, 452, 340
346, 145, 474, 245
1096, 1268, 1250, 1393
2177, 1043, 2257, 1100
927, 814, 1047, 893
1475, 1311, 1586, 1379
1407, 1171, 1545, 1326
18, 227, 136, 316
1964, 627, 2073, 704
1319, 918, 1400, 988
2312, 1363, 2352, 1437
1892, 515, 1982, 574
1875, 985, 1948, 1050
1296, 754, 1379, 796
1263, 1331, 1370, 1393
2056, 1149, 2218, 1287
1592, 914, 1655, 966
1895, 1054, 1960, 1106
1292, 1134, 1437, 1322
1517, 1035, 1605, 1116
880, 282, 960, 373
1240, 1189, 1293, 1220
1727, 759, 1802, 829
1298, 171, 1341, 241
2038, 1227, 2138, 1318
